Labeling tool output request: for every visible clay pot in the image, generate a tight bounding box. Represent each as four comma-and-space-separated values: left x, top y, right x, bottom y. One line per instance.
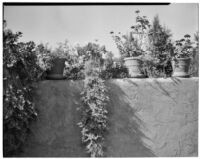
46, 58, 66, 80
124, 57, 146, 78
172, 57, 191, 78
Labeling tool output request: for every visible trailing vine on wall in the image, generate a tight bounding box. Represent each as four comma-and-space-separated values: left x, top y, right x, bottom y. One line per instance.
77, 43, 110, 157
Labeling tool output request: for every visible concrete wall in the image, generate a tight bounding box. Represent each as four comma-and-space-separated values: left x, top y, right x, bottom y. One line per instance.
18, 78, 198, 157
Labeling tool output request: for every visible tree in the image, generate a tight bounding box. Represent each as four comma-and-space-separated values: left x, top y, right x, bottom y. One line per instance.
146, 15, 173, 77
104, 51, 114, 69
190, 31, 199, 76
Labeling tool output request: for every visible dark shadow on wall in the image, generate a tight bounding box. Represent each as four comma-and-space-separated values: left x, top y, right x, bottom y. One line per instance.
104, 81, 156, 157
170, 77, 182, 86
146, 79, 177, 103
126, 79, 139, 87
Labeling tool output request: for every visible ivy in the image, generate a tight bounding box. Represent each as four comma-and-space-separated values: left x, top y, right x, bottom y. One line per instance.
77, 43, 109, 157
78, 77, 109, 157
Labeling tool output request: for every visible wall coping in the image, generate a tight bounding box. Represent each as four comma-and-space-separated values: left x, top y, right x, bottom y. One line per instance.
45, 77, 198, 83
110, 77, 199, 83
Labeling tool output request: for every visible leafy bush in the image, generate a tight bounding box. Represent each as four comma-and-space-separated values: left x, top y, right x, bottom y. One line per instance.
143, 15, 174, 77
36, 40, 78, 79
64, 62, 85, 80
76, 42, 106, 65
52, 40, 76, 59
100, 64, 128, 79
3, 21, 39, 156
35, 43, 53, 74
141, 55, 173, 78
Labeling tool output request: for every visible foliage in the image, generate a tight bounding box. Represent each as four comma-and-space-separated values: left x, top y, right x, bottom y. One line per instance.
35, 43, 53, 78
100, 57, 129, 79
64, 42, 107, 80
174, 34, 194, 58
64, 62, 85, 80
111, 11, 174, 78
130, 10, 151, 49
78, 76, 109, 157
141, 55, 173, 78
3, 21, 39, 156
142, 15, 173, 78
148, 15, 173, 57
64, 43, 129, 80
62, 42, 108, 80
132, 10, 151, 32
77, 44, 109, 157
103, 51, 114, 68
111, 10, 151, 58
36, 40, 79, 79
111, 32, 143, 58
100, 65, 129, 79
190, 32, 199, 76
76, 42, 107, 64
51, 40, 76, 59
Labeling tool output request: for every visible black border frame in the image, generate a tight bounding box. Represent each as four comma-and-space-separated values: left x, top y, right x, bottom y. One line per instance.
3, 2, 170, 6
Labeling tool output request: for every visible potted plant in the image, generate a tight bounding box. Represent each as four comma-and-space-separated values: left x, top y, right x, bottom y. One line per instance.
36, 40, 76, 80
111, 10, 150, 78
172, 34, 193, 77
46, 55, 67, 80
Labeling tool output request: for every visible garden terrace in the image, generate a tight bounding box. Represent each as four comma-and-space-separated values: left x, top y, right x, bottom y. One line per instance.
18, 77, 198, 157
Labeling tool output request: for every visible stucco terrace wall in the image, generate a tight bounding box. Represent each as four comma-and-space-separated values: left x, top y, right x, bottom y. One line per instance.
19, 78, 198, 157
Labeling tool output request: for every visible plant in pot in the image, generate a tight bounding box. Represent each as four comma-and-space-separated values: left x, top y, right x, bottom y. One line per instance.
111, 10, 150, 78
172, 34, 193, 77
43, 40, 76, 80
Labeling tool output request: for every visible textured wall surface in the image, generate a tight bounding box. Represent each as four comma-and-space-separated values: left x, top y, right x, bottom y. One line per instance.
18, 78, 198, 157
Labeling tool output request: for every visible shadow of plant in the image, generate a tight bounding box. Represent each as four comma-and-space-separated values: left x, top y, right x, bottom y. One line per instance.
104, 81, 155, 157
146, 79, 179, 103
170, 77, 182, 86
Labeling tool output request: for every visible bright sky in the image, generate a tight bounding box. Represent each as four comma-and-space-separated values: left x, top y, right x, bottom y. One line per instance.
4, 3, 199, 57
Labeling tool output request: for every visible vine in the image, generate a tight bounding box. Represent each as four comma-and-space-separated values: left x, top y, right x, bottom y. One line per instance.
77, 43, 109, 157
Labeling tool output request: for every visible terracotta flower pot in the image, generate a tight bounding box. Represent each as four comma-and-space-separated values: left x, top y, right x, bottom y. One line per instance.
46, 58, 66, 80
172, 57, 191, 78
124, 57, 146, 78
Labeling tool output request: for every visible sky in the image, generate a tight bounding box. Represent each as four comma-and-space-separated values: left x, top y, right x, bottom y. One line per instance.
4, 3, 199, 57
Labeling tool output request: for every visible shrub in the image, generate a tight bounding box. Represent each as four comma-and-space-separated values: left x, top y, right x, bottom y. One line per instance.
144, 15, 173, 77
64, 62, 85, 80
35, 43, 53, 76
100, 64, 128, 79
3, 21, 39, 156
